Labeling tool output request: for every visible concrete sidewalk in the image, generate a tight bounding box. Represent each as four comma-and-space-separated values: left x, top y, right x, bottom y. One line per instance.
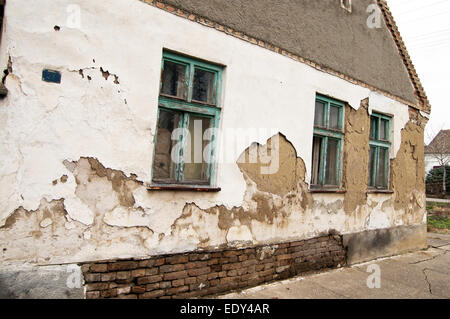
219, 233, 450, 299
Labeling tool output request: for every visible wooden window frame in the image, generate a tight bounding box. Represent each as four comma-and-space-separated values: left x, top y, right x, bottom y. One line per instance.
368, 112, 391, 190
150, 50, 223, 189
310, 94, 345, 190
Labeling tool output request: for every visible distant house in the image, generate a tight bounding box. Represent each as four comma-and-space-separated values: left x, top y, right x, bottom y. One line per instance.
425, 130, 450, 174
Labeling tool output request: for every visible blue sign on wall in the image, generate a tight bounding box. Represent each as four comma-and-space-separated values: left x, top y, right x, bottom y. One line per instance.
42, 69, 61, 84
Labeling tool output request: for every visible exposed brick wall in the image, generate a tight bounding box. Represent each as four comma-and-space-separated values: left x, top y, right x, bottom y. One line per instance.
81, 235, 346, 299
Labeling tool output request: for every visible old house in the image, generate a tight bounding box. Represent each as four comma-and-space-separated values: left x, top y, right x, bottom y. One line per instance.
0, 0, 431, 299
425, 129, 450, 174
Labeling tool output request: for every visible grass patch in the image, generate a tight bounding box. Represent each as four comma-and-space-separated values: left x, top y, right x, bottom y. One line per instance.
426, 201, 450, 210
428, 215, 450, 230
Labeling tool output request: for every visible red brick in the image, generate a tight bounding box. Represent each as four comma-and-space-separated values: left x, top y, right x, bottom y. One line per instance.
166, 255, 189, 264
187, 267, 211, 277
166, 286, 189, 296
222, 263, 240, 271
84, 273, 101, 283
146, 283, 160, 291
100, 288, 117, 298
227, 270, 238, 277
131, 269, 146, 278
210, 279, 219, 287
277, 254, 293, 261
207, 272, 219, 280
86, 282, 109, 291
160, 264, 185, 273
138, 259, 156, 268
159, 281, 172, 289
172, 279, 185, 287
131, 286, 146, 294
139, 290, 164, 299
185, 277, 196, 285
137, 275, 163, 285
223, 250, 239, 257
163, 271, 188, 281
242, 259, 257, 267
207, 258, 219, 265
90, 264, 108, 273
108, 261, 138, 271
117, 294, 138, 299
101, 272, 116, 282
145, 268, 159, 276
155, 258, 165, 266
116, 271, 131, 280
210, 264, 222, 272
238, 255, 249, 262
86, 291, 100, 299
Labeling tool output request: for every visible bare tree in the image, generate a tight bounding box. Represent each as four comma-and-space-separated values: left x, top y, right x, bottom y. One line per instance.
426, 126, 450, 194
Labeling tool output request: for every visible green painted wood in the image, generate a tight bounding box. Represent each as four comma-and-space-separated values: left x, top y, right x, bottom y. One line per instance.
369, 112, 392, 189
152, 51, 223, 188
313, 94, 345, 188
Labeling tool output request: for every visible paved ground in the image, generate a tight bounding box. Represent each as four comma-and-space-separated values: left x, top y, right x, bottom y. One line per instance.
218, 233, 450, 299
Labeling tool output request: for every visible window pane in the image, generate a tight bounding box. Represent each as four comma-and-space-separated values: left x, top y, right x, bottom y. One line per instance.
153, 110, 181, 181
184, 116, 211, 182
311, 136, 323, 185
314, 101, 325, 127
380, 119, 388, 140
370, 116, 378, 140
369, 146, 376, 187
193, 68, 216, 104
161, 60, 187, 99
325, 138, 339, 186
329, 105, 340, 130
376, 147, 388, 188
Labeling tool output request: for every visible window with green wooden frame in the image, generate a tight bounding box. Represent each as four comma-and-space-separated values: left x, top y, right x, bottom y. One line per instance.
368, 112, 391, 189
311, 94, 345, 189
151, 50, 223, 187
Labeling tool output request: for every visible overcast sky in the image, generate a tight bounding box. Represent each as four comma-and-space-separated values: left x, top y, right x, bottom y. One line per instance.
387, 0, 450, 144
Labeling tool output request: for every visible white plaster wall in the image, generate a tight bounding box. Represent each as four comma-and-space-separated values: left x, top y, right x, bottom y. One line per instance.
0, 0, 421, 263
425, 154, 445, 174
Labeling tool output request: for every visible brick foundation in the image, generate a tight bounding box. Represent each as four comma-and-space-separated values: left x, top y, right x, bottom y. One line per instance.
81, 235, 346, 299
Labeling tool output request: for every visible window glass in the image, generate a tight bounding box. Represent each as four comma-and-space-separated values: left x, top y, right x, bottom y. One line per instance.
184, 116, 211, 182
325, 138, 339, 185
193, 68, 215, 104
329, 105, 340, 130
311, 136, 323, 185
380, 119, 388, 140
376, 148, 388, 188
314, 101, 325, 127
370, 117, 378, 139
152, 109, 181, 181
161, 60, 187, 99
369, 146, 376, 187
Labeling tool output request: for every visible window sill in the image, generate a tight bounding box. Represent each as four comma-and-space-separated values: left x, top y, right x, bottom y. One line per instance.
309, 188, 346, 194
147, 185, 221, 192
366, 189, 394, 194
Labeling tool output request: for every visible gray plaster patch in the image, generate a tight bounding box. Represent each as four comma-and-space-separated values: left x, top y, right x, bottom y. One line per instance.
0, 264, 84, 299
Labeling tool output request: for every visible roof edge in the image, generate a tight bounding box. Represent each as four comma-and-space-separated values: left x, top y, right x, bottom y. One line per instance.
377, 0, 431, 114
